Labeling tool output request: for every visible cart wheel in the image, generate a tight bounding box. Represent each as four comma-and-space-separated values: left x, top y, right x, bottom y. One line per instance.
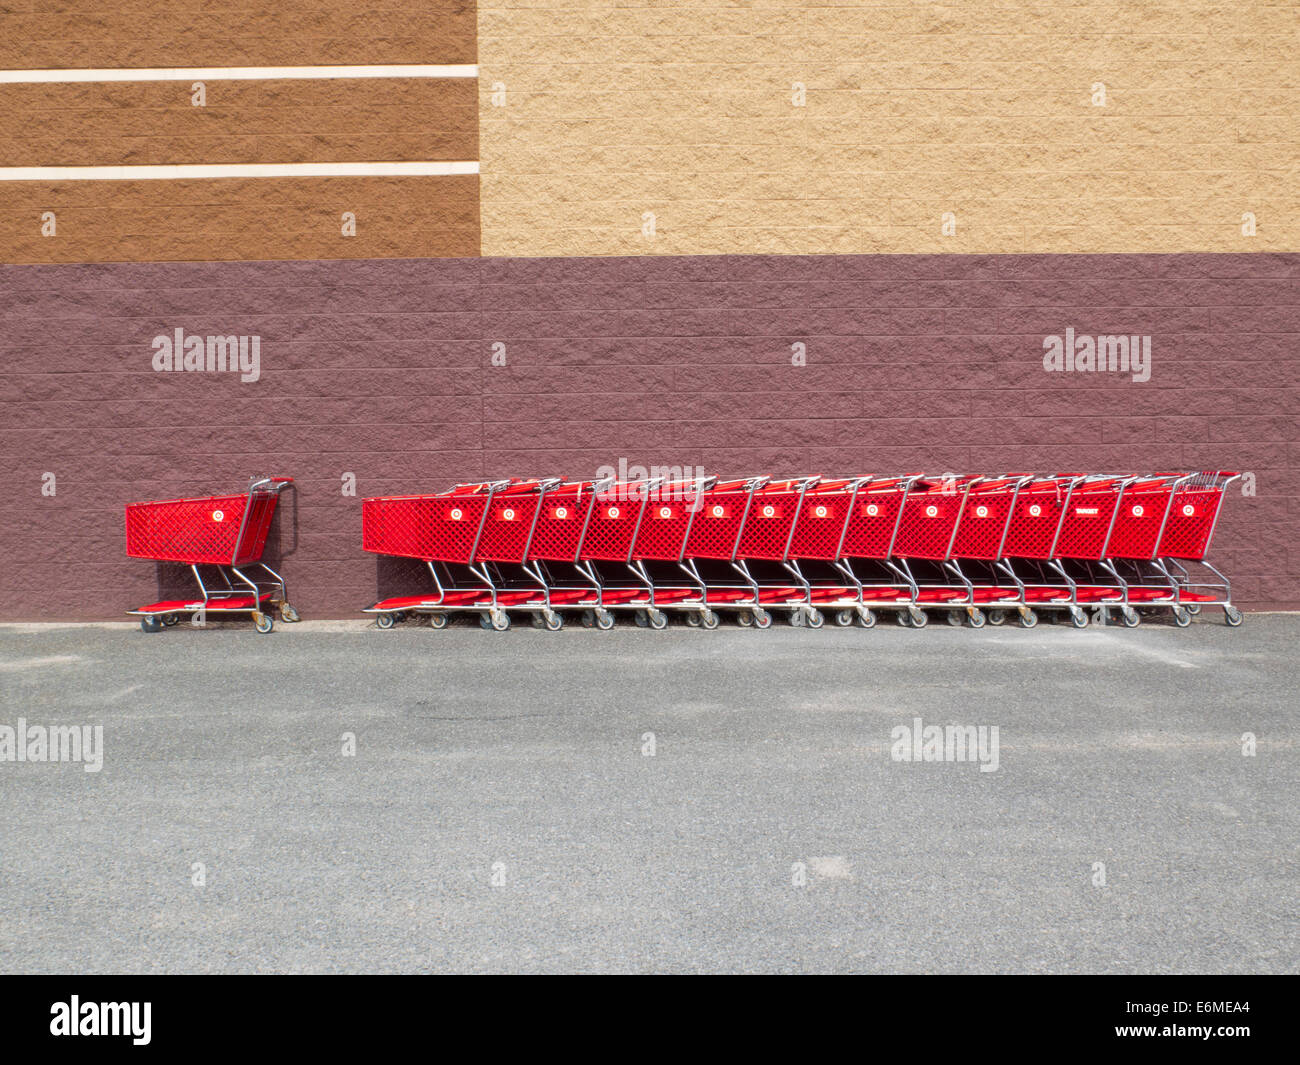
736, 611, 754, 628
375, 612, 396, 630
252, 611, 274, 634
581, 610, 597, 628
700, 609, 720, 630
897, 610, 912, 627
685, 612, 702, 628
595, 609, 615, 630
140, 615, 163, 634
986, 609, 1007, 626
909, 609, 928, 629
1224, 605, 1243, 627
946, 610, 964, 627
647, 608, 668, 630
834, 609, 855, 627
806, 608, 824, 629
1172, 606, 1192, 628
967, 608, 986, 629
162, 613, 180, 627
280, 603, 300, 623
490, 610, 511, 632
1186, 603, 1201, 616
543, 611, 563, 632
1120, 606, 1140, 628
856, 607, 876, 629
1069, 607, 1089, 629
633, 609, 649, 628
429, 613, 448, 629
1018, 608, 1038, 629
753, 608, 772, 629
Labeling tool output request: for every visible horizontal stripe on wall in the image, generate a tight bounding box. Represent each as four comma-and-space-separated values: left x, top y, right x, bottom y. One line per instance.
0, 65, 479, 82
0, 176, 479, 261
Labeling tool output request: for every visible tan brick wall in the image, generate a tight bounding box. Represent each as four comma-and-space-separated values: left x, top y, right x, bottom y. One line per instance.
478, 0, 1300, 257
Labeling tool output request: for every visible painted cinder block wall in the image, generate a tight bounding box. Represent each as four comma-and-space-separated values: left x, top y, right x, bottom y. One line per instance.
0, 252, 1294, 621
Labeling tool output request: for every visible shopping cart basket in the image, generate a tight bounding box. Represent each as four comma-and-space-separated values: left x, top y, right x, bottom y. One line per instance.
125, 476, 296, 633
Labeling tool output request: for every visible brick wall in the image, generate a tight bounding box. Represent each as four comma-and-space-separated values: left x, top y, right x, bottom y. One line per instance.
1, 251, 1294, 620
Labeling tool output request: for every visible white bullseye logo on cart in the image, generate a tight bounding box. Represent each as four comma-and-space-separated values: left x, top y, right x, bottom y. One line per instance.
211, 509, 224, 522
711, 506, 724, 518
762, 505, 775, 518
608, 507, 620, 519
1029, 505, 1041, 517
502, 508, 515, 521
450, 508, 463, 520
1132, 505, 1144, 517
1182, 505, 1195, 517
555, 507, 568, 519
866, 504, 879, 516
975, 505, 988, 518
926, 505, 938, 517
814, 506, 827, 518
659, 507, 672, 519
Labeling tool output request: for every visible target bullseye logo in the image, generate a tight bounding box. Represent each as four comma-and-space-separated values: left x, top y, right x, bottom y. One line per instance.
659, 506, 672, 519
1029, 505, 1041, 517
502, 508, 515, 521
555, 506, 568, 519
975, 505, 988, 518
711, 505, 725, 518
1182, 504, 1195, 517
925, 505, 938, 517
762, 505, 775, 518
212, 509, 224, 522
450, 508, 463, 521
1132, 505, 1144, 517
814, 505, 827, 518
608, 506, 620, 519
866, 504, 879, 517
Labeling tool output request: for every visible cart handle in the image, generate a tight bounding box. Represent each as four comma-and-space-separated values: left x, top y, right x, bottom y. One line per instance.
249, 476, 294, 492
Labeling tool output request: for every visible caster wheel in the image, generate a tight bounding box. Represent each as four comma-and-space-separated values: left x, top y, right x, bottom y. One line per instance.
543, 611, 563, 632
429, 613, 448, 629
375, 612, 396, 630
1224, 605, 1243, 627
788, 610, 804, 627
647, 608, 668, 630
700, 609, 720, 630
581, 610, 597, 628
753, 609, 773, 630
252, 611, 274, 634
1186, 603, 1201, 616
986, 609, 1007, 626
736, 611, 754, 627
1172, 606, 1192, 628
834, 609, 855, 627
140, 615, 163, 634
634, 610, 649, 628
806, 608, 824, 629
162, 613, 180, 627
280, 603, 300, 623
947, 610, 964, 627
595, 609, 615, 631
1018, 608, 1038, 629
968, 608, 986, 629
1120, 606, 1140, 628
685, 613, 702, 628
1070, 608, 1089, 629
856, 608, 876, 629
910, 610, 928, 629
897, 610, 913, 627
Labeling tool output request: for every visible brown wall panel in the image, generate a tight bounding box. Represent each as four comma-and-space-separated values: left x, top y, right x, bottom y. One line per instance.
0, 1, 477, 67
0, 252, 1294, 621
0, 79, 479, 166
0, 176, 480, 262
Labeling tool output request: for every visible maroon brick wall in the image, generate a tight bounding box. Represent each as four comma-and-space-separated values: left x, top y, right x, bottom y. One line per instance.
1, 252, 1295, 620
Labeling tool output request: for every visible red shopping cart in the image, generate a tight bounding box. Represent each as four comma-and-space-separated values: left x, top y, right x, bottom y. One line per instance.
835, 476, 921, 625
1103, 471, 1243, 626
363, 478, 562, 630
891, 475, 987, 626
785, 477, 877, 628
678, 476, 774, 627
948, 476, 1034, 627
125, 476, 296, 633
